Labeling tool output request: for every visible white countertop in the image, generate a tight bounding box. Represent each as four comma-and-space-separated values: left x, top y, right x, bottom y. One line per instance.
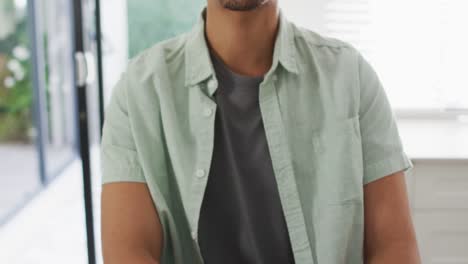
397, 118, 468, 160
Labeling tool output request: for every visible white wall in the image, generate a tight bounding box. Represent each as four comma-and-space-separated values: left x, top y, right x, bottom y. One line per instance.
100, 0, 129, 106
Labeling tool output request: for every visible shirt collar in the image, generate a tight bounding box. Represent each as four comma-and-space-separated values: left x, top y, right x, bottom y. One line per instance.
184, 7, 300, 87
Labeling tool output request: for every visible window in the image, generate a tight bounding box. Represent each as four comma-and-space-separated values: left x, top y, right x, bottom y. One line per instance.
282, 0, 468, 112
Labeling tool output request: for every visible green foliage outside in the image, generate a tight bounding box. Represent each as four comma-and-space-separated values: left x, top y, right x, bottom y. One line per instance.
0, 1, 33, 142
127, 0, 205, 57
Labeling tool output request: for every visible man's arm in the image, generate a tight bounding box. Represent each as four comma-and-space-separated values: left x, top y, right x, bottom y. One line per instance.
101, 182, 163, 264
363, 171, 421, 264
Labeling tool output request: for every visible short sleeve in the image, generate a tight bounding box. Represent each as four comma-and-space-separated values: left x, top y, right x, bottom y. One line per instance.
100, 71, 146, 184
356, 51, 414, 185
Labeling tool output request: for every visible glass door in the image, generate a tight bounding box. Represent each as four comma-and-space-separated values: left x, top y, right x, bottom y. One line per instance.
72, 0, 104, 263
0, 0, 102, 263
0, 0, 42, 226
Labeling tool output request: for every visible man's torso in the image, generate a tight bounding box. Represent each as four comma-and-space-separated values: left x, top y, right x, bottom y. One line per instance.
100, 9, 407, 264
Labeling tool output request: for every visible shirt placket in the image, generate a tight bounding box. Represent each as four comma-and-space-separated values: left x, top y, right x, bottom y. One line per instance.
187, 78, 218, 263
259, 74, 315, 264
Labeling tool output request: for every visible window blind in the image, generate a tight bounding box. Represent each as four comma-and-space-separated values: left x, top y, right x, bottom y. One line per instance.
282, 0, 468, 111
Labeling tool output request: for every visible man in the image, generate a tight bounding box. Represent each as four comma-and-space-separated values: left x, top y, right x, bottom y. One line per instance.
101, 0, 421, 263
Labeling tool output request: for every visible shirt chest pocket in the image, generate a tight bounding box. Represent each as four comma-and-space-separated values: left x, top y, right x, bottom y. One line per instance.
308, 115, 364, 204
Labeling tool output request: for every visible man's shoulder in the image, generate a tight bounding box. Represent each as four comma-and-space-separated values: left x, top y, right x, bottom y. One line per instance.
125, 32, 189, 77
292, 23, 356, 51
290, 23, 361, 72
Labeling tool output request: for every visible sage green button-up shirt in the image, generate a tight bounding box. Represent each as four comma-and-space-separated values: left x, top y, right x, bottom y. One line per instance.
100, 8, 413, 264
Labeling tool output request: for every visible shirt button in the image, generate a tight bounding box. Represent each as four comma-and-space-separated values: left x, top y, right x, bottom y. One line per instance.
195, 169, 205, 178
203, 107, 213, 117
191, 230, 197, 240
207, 79, 216, 89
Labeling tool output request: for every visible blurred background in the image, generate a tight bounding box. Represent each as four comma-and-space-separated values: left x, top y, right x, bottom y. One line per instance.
0, 0, 467, 263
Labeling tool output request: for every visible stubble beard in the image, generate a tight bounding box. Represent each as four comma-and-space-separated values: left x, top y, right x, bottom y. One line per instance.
218, 0, 269, 11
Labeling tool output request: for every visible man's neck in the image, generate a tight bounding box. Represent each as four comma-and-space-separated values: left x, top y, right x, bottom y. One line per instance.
205, 1, 279, 77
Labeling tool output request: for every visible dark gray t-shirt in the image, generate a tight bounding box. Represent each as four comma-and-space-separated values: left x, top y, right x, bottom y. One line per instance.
197, 50, 295, 264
